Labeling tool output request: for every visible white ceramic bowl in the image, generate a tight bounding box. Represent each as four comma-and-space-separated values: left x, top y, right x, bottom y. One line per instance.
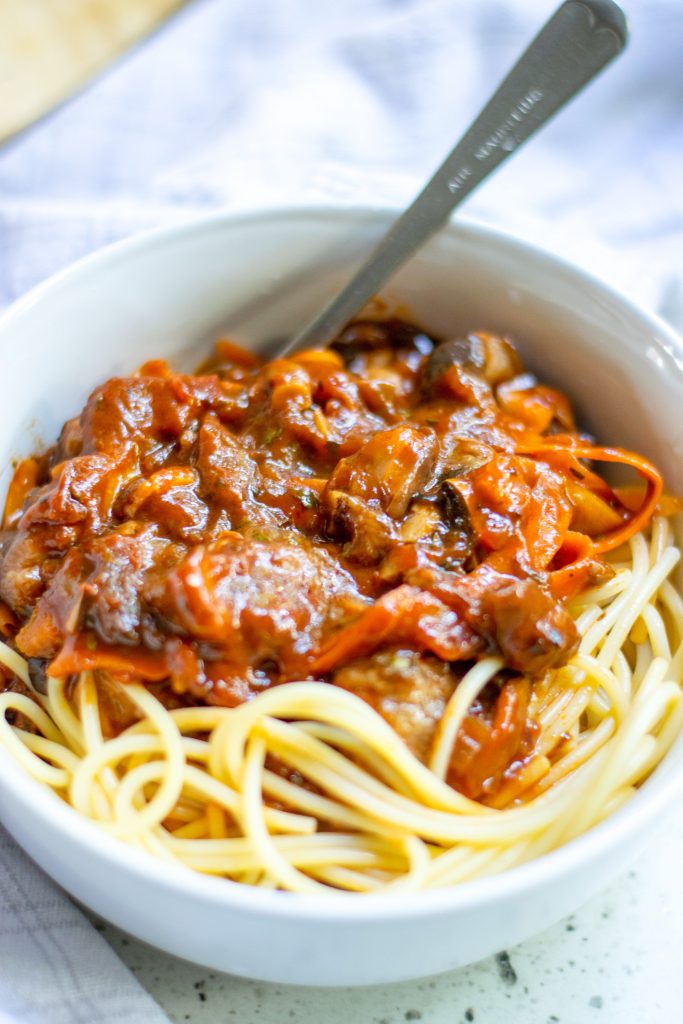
0, 207, 682, 987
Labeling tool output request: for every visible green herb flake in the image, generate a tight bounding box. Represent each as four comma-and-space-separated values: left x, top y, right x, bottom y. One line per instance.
263, 425, 282, 444
389, 654, 412, 673
295, 488, 319, 510
251, 529, 271, 543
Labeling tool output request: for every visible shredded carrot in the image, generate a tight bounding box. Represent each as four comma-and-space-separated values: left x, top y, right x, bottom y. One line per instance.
48, 634, 169, 681
138, 359, 171, 378
547, 531, 597, 601
516, 440, 663, 553
215, 338, 263, 368
615, 484, 683, 517
312, 595, 402, 674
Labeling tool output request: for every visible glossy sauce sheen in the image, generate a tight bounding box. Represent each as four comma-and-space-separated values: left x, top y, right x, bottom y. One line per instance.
0, 320, 662, 799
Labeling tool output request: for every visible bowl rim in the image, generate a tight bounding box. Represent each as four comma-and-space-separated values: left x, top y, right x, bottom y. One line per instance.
1, 201, 682, 923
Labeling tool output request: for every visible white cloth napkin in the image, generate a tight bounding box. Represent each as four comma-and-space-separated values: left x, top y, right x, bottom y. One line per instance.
0, 829, 170, 1023
0, 1, 681, 1022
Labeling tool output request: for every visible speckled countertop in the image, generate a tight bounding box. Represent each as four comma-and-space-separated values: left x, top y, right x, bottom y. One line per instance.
96, 812, 683, 1024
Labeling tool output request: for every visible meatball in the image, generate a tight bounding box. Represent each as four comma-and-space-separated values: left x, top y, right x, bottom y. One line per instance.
144, 533, 365, 679
334, 649, 458, 762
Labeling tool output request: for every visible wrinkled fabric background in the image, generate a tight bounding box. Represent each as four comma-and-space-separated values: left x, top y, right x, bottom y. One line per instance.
0, 1, 681, 1021
1, 0, 681, 314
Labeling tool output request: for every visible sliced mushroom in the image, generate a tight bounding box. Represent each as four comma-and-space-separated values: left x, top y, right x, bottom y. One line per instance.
322, 490, 397, 565
442, 439, 493, 479
423, 332, 522, 393
323, 424, 439, 520
438, 476, 471, 529
332, 318, 437, 364
479, 333, 522, 385
27, 657, 48, 694
423, 336, 485, 390
400, 500, 441, 542
436, 478, 476, 568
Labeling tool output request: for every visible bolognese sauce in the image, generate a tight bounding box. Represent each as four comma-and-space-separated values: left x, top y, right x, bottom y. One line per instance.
0, 319, 662, 802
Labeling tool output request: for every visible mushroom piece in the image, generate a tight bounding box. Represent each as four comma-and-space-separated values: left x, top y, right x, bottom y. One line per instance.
423, 332, 522, 393
322, 490, 398, 566
436, 478, 476, 568
322, 424, 439, 521
442, 439, 493, 479
438, 477, 472, 533
400, 500, 442, 543
331, 318, 437, 365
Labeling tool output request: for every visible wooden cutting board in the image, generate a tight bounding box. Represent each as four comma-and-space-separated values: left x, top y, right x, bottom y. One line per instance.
0, 0, 187, 142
